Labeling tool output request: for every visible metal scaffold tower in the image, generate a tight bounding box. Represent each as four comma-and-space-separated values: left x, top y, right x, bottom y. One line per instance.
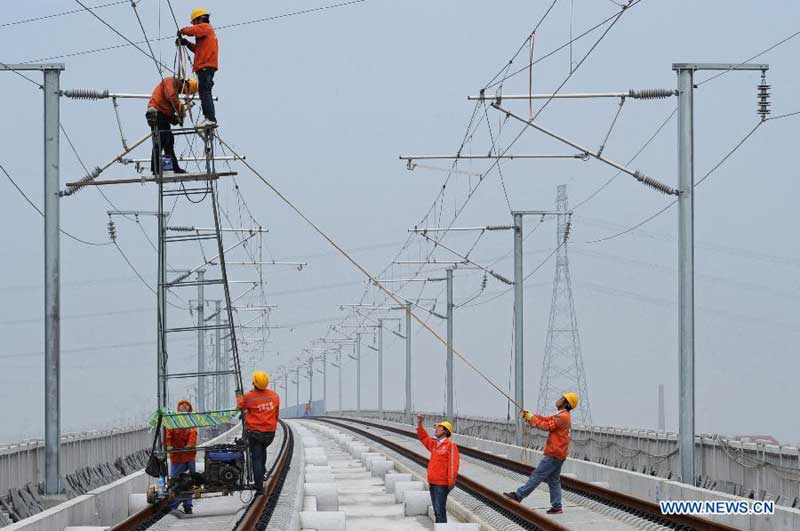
153, 127, 244, 410
536, 184, 592, 425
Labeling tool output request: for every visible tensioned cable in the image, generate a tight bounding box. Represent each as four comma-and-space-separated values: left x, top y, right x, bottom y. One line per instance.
73, 0, 174, 74
218, 135, 524, 408
327, 0, 638, 349
0, 1, 128, 29
23, 1, 369, 64
0, 162, 109, 247
484, 0, 642, 90
481, 0, 560, 88
697, 29, 800, 87
584, 119, 768, 244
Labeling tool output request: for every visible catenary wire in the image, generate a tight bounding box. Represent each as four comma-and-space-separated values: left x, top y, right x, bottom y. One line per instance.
0, 162, 109, 247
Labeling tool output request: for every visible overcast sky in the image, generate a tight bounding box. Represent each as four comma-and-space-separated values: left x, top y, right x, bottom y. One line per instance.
0, 0, 797, 445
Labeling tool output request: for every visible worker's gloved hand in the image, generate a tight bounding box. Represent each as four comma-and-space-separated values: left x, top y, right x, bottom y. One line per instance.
177, 29, 183, 38
521, 410, 533, 422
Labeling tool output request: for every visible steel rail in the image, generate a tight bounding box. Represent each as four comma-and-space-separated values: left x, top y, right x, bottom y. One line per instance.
106, 500, 169, 531
108, 421, 294, 531
313, 417, 568, 531
234, 419, 295, 531
318, 417, 740, 531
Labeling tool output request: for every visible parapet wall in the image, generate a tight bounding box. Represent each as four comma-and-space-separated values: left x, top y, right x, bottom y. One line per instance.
331, 409, 800, 510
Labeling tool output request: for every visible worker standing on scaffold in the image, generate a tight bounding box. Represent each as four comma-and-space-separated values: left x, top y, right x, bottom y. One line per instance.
145, 77, 197, 174
503, 392, 579, 515
177, 8, 218, 127
237, 371, 280, 496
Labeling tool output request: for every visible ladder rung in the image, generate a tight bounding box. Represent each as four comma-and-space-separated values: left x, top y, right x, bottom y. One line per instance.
163, 369, 237, 380
164, 324, 231, 333
164, 278, 226, 288
164, 234, 220, 243
162, 188, 211, 197
65, 171, 237, 188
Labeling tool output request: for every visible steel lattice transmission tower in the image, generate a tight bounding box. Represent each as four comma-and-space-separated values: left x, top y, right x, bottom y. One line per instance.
536, 185, 592, 424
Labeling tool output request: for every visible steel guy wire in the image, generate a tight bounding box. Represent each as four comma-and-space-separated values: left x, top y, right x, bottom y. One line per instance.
0, 162, 110, 247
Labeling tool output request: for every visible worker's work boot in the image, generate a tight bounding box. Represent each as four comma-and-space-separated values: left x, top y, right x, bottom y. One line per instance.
546, 507, 563, 514
503, 491, 521, 502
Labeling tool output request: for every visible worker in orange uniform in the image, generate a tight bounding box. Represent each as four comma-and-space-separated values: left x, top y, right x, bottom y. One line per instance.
503, 392, 579, 515
177, 8, 218, 126
236, 371, 280, 496
145, 76, 197, 174
416, 414, 460, 523
166, 399, 198, 514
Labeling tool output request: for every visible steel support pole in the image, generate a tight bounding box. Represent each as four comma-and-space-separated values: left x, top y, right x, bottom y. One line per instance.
356, 333, 362, 411
446, 268, 454, 421
196, 271, 205, 411
295, 367, 300, 407
378, 320, 384, 419
677, 67, 695, 484
513, 212, 524, 446
404, 304, 412, 419
214, 301, 222, 410
43, 67, 61, 495
308, 359, 314, 404
658, 383, 666, 431
322, 353, 327, 414
338, 351, 343, 411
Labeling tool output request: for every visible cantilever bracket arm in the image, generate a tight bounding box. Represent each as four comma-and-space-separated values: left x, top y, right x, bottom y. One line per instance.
491, 103, 679, 196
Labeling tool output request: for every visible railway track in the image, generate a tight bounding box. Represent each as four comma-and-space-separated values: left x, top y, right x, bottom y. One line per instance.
108, 420, 294, 531
314, 416, 739, 531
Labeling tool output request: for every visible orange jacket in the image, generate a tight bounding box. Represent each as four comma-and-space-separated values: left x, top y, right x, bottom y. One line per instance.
417, 425, 460, 487
180, 23, 218, 71
148, 77, 184, 119
529, 409, 571, 461
237, 388, 280, 433
165, 427, 197, 463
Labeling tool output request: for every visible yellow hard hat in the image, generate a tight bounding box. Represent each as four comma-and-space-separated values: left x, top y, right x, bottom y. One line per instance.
435, 421, 454, 434
190, 8, 209, 21
186, 78, 198, 94
563, 392, 579, 409
253, 371, 269, 390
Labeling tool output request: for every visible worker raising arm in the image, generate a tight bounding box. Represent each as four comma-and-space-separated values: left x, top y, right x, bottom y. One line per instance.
416, 414, 460, 523
503, 392, 579, 515
177, 7, 218, 126
236, 371, 280, 496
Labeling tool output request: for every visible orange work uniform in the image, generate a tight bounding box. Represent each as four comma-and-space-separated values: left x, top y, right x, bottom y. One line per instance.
148, 77, 184, 119
179, 23, 218, 71
416, 425, 460, 487
237, 388, 280, 433
165, 427, 197, 463
529, 409, 571, 461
